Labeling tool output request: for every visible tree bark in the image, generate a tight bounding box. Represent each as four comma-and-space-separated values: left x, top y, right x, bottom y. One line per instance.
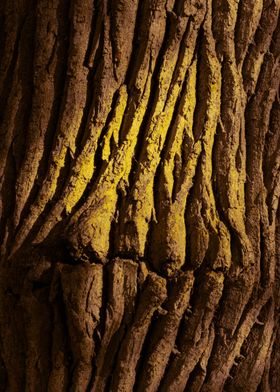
0, 0, 279, 391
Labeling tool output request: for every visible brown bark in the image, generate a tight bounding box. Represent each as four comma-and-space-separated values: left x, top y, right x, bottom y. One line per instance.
0, 0, 279, 391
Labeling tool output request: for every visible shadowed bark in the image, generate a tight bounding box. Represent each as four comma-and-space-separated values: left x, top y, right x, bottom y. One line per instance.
0, 0, 279, 391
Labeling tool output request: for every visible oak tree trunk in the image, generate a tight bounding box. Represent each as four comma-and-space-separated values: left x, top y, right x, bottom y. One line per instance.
0, 0, 280, 391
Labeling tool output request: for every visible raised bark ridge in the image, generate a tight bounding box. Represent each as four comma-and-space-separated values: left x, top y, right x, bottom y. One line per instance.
0, 0, 279, 391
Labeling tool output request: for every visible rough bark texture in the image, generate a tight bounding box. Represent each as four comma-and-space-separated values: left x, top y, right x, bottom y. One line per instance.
0, 0, 280, 391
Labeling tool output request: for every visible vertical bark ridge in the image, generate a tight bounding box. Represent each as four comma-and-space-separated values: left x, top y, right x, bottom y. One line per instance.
110, 272, 167, 392
15, 0, 73, 241
13, 0, 64, 230
90, 259, 138, 391
149, 58, 201, 272
242, 0, 279, 97
224, 299, 274, 392
61, 1, 170, 261
115, 0, 206, 261
25, 0, 141, 251
184, 324, 216, 391
28, 1, 106, 240
0, 265, 26, 391
90, 259, 126, 391
212, 0, 252, 270
263, 98, 280, 225
11, 0, 95, 255
0, 1, 25, 95
135, 271, 194, 391
60, 264, 103, 391
185, 10, 232, 277
0, 1, 36, 256
234, 0, 263, 67
159, 270, 224, 391
201, 287, 273, 392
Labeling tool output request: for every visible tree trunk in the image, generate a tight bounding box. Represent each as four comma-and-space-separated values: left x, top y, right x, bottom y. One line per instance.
0, 0, 279, 391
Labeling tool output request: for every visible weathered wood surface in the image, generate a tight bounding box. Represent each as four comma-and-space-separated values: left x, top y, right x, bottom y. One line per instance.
0, 0, 279, 391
